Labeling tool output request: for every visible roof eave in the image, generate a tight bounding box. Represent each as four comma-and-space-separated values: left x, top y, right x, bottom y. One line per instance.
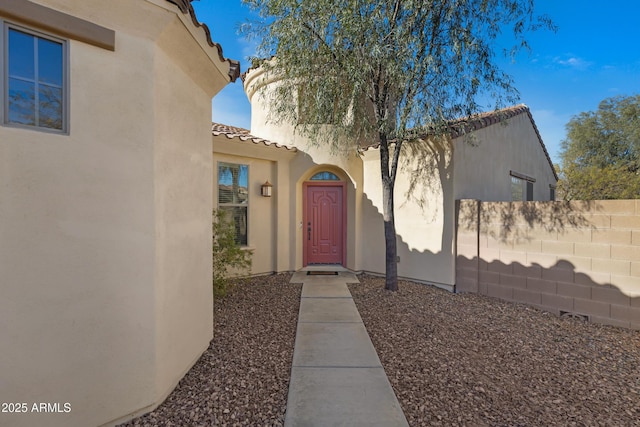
211, 123, 297, 152
164, 0, 240, 82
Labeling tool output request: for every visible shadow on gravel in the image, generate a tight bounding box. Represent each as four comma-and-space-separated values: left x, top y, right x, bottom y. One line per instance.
349, 274, 640, 427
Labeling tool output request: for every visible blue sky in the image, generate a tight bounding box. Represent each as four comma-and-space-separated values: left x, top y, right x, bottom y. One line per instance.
194, 0, 640, 165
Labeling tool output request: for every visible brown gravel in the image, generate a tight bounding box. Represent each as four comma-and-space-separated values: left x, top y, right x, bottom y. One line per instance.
349, 274, 640, 427
121, 272, 639, 427
121, 273, 301, 427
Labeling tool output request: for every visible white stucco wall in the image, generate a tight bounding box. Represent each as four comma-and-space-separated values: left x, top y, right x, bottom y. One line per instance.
0, 1, 233, 426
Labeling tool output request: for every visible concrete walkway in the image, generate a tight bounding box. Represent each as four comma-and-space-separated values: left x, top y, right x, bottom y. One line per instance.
284, 267, 409, 427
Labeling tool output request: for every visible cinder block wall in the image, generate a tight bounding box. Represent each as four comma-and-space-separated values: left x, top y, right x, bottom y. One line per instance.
456, 199, 640, 330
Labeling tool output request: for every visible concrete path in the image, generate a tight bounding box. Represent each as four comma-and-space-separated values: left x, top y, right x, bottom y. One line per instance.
285, 267, 409, 427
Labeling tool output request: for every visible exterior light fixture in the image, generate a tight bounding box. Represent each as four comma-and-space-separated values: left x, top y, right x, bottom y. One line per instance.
261, 180, 273, 197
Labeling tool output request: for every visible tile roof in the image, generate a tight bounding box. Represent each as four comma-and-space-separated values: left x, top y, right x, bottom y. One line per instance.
458, 104, 558, 181
212, 123, 297, 151
449, 104, 532, 137
165, 0, 240, 82
212, 105, 557, 181
362, 104, 558, 181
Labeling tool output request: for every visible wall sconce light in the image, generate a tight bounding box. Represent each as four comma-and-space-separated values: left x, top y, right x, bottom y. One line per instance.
261, 180, 273, 197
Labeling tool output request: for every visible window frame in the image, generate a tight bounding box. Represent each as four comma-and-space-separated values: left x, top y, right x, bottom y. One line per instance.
510, 171, 535, 201
510, 175, 524, 201
310, 171, 341, 181
1, 21, 69, 134
217, 162, 249, 247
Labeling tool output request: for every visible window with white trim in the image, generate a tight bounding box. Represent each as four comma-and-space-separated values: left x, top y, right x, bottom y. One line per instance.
2, 23, 67, 132
218, 162, 248, 246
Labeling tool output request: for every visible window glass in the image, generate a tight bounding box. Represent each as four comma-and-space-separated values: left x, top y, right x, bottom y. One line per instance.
8, 29, 34, 79
310, 171, 340, 180
4, 26, 65, 131
38, 85, 62, 129
218, 163, 249, 246
526, 181, 534, 201
219, 206, 248, 247
38, 37, 63, 86
7, 78, 35, 125
511, 176, 523, 201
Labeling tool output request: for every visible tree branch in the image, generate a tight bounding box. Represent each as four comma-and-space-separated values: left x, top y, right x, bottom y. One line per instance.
302, 22, 341, 65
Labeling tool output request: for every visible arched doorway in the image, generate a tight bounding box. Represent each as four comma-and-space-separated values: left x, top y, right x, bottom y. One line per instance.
303, 171, 346, 266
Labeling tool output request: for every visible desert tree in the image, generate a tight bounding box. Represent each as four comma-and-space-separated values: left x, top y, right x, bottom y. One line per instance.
558, 94, 640, 200
242, 0, 553, 291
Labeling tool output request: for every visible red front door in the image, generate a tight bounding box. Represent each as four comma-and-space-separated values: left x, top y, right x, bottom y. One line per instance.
304, 183, 345, 265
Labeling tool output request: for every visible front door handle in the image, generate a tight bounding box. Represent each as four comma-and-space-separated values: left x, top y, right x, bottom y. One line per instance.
307, 222, 311, 241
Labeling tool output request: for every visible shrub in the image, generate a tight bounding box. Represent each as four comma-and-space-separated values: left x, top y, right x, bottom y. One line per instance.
212, 209, 252, 297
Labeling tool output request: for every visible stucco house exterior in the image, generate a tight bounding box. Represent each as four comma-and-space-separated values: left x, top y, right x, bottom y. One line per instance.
213, 65, 558, 290
0, 1, 238, 426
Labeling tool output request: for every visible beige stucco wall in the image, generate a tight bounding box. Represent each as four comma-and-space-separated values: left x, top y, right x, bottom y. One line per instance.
152, 37, 217, 408
212, 136, 365, 274
0, 1, 232, 426
213, 142, 282, 275
245, 67, 292, 145
289, 153, 363, 271
242, 68, 366, 272
360, 146, 456, 289
243, 66, 557, 290
453, 113, 557, 201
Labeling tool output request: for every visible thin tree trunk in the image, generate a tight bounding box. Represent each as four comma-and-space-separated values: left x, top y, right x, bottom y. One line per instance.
379, 132, 398, 292
382, 179, 398, 291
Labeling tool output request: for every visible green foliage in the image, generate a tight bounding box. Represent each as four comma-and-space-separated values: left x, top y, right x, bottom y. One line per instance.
241, 0, 552, 289
242, 0, 553, 145
212, 209, 252, 297
558, 164, 640, 201
559, 95, 640, 200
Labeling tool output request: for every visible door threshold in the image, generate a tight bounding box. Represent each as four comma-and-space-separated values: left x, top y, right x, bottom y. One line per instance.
300, 265, 348, 272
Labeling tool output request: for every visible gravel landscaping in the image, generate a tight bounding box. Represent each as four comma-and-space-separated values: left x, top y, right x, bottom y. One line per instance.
121, 273, 301, 427
350, 274, 640, 427
122, 272, 639, 426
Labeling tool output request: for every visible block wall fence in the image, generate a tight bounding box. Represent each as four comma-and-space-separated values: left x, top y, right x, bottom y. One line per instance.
456, 199, 640, 330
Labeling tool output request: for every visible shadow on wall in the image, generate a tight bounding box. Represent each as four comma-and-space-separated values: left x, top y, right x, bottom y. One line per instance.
456, 199, 640, 330
457, 199, 598, 243
360, 194, 455, 290
457, 255, 639, 330
360, 136, 458, 288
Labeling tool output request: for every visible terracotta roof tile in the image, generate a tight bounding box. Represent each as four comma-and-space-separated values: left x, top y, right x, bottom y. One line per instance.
212, 123, 297, 151
454, 104, 558, 181
449, 104, 530, 137
212, 105, 556, 180
362, 105, 558, 181
165, 0, 240, 82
